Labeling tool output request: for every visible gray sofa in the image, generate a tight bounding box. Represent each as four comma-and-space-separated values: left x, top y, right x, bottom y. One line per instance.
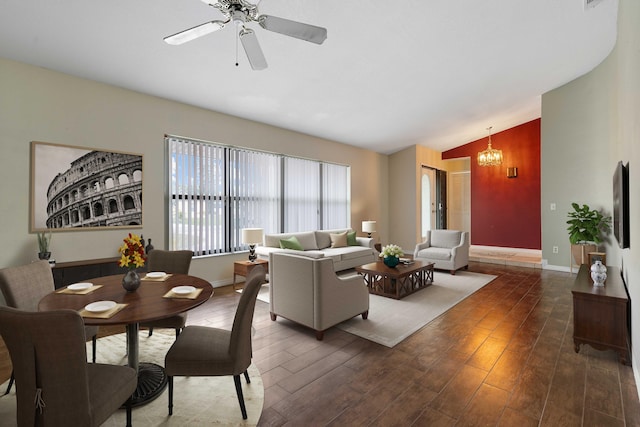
255, 229, 376, 271
413, 229, 469, 274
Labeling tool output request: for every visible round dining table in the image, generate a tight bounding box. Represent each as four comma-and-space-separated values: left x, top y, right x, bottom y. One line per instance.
38, 273, 213, 406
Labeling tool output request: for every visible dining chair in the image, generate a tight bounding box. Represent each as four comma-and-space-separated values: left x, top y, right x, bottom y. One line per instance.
164, 265, 266, 419
0, 306, 137, 426
140, 249, 194, 337
0, 260, 99, 395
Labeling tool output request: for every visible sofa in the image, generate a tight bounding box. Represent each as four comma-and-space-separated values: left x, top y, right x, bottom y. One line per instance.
268, 252, 369, 340
255, 229, 376, 272
413, 230, 469, 275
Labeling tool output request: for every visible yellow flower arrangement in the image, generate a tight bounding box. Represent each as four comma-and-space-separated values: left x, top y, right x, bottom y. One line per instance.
118, 233, 146, 269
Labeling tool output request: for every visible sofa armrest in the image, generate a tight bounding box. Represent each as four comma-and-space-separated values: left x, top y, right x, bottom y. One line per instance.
414, 241, 430, 257
355, 237, 374, 248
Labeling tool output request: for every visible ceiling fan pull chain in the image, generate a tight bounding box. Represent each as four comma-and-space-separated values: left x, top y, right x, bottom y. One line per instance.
235, 28, 239, 67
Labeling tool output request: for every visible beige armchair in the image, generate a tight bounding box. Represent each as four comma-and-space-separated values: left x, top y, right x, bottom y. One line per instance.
414, 230, 469, 275
269, 252, 369, 340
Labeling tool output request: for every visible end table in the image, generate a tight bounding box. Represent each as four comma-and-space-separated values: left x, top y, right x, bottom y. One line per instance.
233, 259, 269, 290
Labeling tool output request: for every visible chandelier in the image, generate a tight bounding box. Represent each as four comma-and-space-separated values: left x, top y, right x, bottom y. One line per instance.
477, 126, 503, 166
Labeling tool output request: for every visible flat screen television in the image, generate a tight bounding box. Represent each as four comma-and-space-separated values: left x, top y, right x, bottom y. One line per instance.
613, 161, 630, 249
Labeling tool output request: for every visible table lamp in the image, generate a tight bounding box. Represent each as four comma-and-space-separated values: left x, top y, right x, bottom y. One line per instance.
241, 228, 264, 262
362, 220, 376, 238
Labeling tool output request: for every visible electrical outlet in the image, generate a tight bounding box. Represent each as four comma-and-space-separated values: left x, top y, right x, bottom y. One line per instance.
553, 246, 559, 254
550, 203, 556, 211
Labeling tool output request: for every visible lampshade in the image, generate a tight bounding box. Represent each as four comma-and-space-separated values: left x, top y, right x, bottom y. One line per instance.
362, 221, 376, 233
241, 228, 264, 244
477, 126, 503, 167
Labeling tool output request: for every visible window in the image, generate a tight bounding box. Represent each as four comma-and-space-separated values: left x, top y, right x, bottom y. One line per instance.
167, 136, 350, 256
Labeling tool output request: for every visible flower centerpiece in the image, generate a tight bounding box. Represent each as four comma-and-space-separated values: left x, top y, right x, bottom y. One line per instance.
379, 244, 404, 268
118, 233, 146, 292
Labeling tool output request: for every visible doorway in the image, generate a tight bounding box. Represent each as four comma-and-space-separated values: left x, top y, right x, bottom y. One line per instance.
421, 166, 447, 239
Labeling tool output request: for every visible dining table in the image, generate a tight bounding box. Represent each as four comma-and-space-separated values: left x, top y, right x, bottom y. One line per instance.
38, 272, 213, 406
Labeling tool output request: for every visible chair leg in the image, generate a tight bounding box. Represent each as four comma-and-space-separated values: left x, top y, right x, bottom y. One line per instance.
168, 376, 173, 415
148, 327, 154, 337
125, 398, 132, 427
175, 327, 181, 338
4, 371, 14, 395
92, 335, 97, 363
243, 370, 250, 384
233, 374, 248, 420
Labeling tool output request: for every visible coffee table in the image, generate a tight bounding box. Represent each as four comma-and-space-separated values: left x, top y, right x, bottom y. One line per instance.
355, 260, 434, 299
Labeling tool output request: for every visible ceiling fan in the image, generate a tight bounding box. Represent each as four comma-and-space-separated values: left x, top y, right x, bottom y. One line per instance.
164, 0, 327, 70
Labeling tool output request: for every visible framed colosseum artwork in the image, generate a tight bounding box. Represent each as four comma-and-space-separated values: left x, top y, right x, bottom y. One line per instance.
30, 141, 143, 232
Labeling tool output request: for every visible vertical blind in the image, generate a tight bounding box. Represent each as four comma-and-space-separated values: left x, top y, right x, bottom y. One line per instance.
167, 136, 350, 255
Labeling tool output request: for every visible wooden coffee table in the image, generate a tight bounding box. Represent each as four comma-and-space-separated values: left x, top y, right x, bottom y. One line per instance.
356, 260, 434, 299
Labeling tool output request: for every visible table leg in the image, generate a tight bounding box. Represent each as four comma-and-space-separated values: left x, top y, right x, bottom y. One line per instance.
125, 322, 168, 407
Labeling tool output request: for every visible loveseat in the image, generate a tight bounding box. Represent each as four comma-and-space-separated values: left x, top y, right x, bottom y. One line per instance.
413, 229, 469, 275
268, 252, 369, 340
255, 229, 376, 272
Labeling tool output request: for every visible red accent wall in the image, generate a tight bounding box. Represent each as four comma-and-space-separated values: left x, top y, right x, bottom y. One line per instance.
443, 119, 541, 249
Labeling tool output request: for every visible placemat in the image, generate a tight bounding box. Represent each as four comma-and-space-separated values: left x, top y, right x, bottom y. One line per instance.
80, 303, 128, 319
141, 273, 173, 282
56, 284, 103, 295
163, 288, 203, 300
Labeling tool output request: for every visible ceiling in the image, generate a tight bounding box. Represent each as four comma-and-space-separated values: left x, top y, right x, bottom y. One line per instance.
0, 0, 618, 154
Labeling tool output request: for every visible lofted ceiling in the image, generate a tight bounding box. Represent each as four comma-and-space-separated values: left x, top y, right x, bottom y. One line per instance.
0, 0, 618, 154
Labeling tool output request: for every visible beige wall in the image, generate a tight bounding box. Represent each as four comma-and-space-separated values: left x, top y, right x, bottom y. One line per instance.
541, 0, 640, 378
0, 57, 388, 286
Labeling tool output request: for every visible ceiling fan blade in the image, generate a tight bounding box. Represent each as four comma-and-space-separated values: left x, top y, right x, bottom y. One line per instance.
239, 28, 267, 70
258, 15, 327, 44
164, 20, 226, 45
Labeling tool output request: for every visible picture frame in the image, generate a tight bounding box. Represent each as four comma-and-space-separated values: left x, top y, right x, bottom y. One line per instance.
587, 252, 606, 266
30, 141, 143, 232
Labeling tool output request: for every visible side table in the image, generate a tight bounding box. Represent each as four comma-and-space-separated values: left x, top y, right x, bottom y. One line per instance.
233, 259, 269, 290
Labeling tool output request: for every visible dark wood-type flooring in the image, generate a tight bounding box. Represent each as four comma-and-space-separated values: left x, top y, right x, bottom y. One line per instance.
1, 262, 638, 425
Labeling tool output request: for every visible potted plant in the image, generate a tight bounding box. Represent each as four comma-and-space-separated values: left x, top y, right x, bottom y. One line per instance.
566, 203, 611, 265
37, 231, 52, 260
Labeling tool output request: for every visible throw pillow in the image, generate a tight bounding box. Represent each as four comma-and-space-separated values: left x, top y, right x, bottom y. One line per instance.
330, 231, 348, 248
280, 236, 303, 251
347, 230, 357, 246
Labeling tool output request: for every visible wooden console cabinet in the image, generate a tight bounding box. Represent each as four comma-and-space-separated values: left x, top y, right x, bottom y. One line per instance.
51, 257, 140, 289
572, 264, 630, 365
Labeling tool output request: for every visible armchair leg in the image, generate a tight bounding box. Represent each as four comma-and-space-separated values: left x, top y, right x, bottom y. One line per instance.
450, 270, 456, 275
148, 327, 154, 337
168, 376, 174, 415
362, 310, 369, 320
315, 330, 325, 340
233, 374, 248, 420
270, 312, 277, 321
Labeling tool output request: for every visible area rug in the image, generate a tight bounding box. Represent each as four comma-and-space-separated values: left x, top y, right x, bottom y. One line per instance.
0, 331, 263, 426
336, 270, 496, 347
239, 271, 496, 348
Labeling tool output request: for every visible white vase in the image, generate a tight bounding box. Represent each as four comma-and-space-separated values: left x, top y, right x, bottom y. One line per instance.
590, 260, 607, 286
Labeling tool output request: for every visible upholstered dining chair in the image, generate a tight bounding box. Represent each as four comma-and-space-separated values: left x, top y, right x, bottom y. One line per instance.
140, 249, 194, 337
0, 260, 99, 395
164, 265, 266, 420
0, 306, 137, 427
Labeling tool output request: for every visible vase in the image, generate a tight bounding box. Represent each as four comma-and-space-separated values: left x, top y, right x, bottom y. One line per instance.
122, 270, 141, 292
383, 256, 400, 268
590, 260, 607, 286
38, 252, 51, 260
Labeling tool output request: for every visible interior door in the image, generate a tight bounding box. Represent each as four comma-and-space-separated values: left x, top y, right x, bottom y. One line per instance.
421, 167, 437, 238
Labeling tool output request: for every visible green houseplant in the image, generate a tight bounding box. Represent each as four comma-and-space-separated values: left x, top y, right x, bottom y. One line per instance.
566, 203, 611, 265
37, 231, 52, 260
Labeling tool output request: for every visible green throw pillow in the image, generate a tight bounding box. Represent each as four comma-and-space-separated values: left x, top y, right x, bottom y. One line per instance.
280, 236, 303, 251
347, 231, 358, 246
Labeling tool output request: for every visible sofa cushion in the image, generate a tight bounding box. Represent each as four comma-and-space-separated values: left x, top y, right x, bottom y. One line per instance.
315, 229, 350, 249
416, 247, 452, 261
347, 231, 357, 246
265, 231, 318, 250
280, 236, 304, 251
330, 232, 348, 248
430, 230, 461, 249
323, 246, 373, 261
